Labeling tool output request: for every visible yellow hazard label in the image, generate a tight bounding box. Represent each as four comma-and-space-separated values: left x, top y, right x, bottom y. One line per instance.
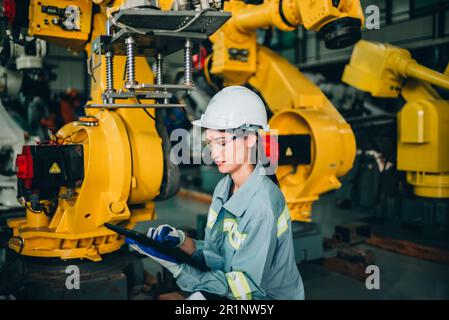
285, 147, 293, 157
49, 162, 61, 174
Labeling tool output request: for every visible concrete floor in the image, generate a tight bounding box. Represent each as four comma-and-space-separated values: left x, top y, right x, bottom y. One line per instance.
2, 164, 447, 299
135, 190, 449, 300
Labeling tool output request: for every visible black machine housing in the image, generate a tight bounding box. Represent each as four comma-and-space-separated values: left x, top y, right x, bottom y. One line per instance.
17, 144, 84, 202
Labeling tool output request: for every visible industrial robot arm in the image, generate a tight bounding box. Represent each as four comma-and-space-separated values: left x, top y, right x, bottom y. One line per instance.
343, 40, 449, 199
205, 0, 364, 221
6, 0, 230, 261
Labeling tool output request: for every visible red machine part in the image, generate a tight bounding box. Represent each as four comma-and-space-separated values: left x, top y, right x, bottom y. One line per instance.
193, 46, 208, 70
3, 0, 17, 25
261, 131, 279, 165
16, 145, 34, 189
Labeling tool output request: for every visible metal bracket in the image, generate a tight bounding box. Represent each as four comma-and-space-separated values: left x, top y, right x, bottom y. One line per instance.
85, 103, 186, 109
102, 90, 172, 100
124, 83, 193, 92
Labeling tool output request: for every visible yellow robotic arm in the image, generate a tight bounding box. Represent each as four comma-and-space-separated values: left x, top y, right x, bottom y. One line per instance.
6, 0, 361, 261
206, 0, 364, 221
210, 0, 364, 84
233, 0, 364, 39
7, 0, 230, 261
343, 40, 449, 199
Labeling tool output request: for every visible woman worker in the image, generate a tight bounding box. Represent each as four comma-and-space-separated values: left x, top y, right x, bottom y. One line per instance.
126, 86, 304, 300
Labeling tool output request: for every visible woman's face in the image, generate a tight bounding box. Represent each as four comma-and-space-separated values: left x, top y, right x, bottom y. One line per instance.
205, 129, 256, 174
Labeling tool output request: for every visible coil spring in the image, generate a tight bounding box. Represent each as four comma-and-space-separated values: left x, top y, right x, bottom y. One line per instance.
156, 53, 163, 85
105, 52, 114, 91
184, 40, 192, 86
126, 37, 136, 84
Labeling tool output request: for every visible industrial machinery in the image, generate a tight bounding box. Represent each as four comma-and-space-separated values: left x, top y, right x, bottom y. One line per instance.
193, 0, 364, 262
6, 0, 230, 256
0, 25, 61, 298
0, 58, 24, 210
304, 72, 367, 118
0, 31, 54, 210
0, 0, 364, 298
168, 0, 366, 261
0, 101, 24, 210
343, 40, 449, 240
1, 0, 230, 298
203, 0, 364, 223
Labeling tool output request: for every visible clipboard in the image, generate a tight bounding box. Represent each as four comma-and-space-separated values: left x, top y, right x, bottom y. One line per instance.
104, 223, 209, 272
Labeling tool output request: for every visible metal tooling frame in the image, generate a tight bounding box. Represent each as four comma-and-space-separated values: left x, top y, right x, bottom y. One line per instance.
88, 9, 231, 108
85, 103, 185, 108
107, 8, 232, 57
90, 34, 191, 105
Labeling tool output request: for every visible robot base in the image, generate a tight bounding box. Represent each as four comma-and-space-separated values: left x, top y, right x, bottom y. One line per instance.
0, 247, 145, 300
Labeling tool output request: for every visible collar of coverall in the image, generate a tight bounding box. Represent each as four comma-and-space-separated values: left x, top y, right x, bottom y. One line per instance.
216, 162, 266, 217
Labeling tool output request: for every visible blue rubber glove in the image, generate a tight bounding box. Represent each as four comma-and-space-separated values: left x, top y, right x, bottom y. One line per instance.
147, 224, 186, 248
125, 238, 183, 278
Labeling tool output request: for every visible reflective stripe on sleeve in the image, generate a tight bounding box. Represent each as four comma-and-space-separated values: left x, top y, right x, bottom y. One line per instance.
207, 208, 218, 229
277, 205, 290, 237
223, 219, 246, 249
226, 271, 252, 300
229, 229, 247, 250
223, 218, 235, 232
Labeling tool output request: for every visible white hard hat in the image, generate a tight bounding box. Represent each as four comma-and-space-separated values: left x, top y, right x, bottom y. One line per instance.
191, 86, 269, 131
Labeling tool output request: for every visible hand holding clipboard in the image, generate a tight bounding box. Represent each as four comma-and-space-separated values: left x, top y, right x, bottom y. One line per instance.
104, 223, 209, 272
